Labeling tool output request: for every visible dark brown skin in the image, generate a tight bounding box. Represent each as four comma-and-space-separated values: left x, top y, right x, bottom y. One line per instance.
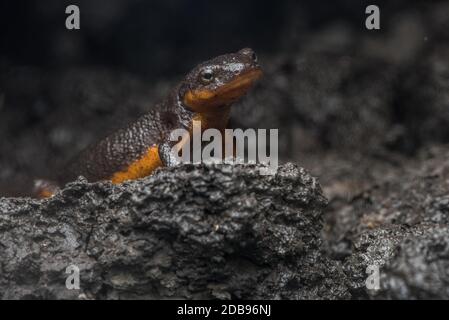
35, 48, 262, 197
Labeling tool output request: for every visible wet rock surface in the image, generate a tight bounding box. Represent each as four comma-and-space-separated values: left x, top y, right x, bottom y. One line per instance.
327, 147, 449, 299
0, 163, 349, 299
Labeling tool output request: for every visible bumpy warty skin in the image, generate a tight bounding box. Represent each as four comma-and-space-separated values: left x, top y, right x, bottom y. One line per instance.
62, 93, 188, 183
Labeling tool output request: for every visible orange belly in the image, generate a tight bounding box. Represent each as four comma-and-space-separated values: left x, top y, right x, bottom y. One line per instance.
110, 146, 163, 184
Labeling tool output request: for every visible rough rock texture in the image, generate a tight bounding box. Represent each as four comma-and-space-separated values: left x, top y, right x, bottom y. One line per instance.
324, 147, 449, 299
0, 163, 349, 299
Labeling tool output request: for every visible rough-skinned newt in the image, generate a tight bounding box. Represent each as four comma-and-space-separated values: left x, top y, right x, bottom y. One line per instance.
35, 48, 262, 198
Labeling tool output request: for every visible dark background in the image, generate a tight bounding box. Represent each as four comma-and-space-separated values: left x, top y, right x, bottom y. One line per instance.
1, 0, 410, 77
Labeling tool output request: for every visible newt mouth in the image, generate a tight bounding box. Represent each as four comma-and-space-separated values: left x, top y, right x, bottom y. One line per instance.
184, 68, 263, 111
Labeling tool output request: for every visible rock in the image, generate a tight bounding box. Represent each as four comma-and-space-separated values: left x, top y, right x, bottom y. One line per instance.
0, 163, 349, 299
325, 147, 449, 299
379, 225, 449, 299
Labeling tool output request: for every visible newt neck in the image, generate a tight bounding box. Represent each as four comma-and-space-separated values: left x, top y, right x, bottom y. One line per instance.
192, 105, 231, 131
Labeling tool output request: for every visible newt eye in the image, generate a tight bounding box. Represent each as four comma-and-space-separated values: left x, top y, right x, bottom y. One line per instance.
251, 52, 258, 62
200, 69, 214, 84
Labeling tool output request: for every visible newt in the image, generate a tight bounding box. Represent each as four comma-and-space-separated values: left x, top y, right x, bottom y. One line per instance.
34, 48, 262, 198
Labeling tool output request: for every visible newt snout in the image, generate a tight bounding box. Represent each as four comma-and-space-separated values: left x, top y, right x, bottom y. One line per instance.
36, 48, 263, 198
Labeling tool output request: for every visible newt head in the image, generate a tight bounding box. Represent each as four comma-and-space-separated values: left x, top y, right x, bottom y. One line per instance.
181, 48, 263, 112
